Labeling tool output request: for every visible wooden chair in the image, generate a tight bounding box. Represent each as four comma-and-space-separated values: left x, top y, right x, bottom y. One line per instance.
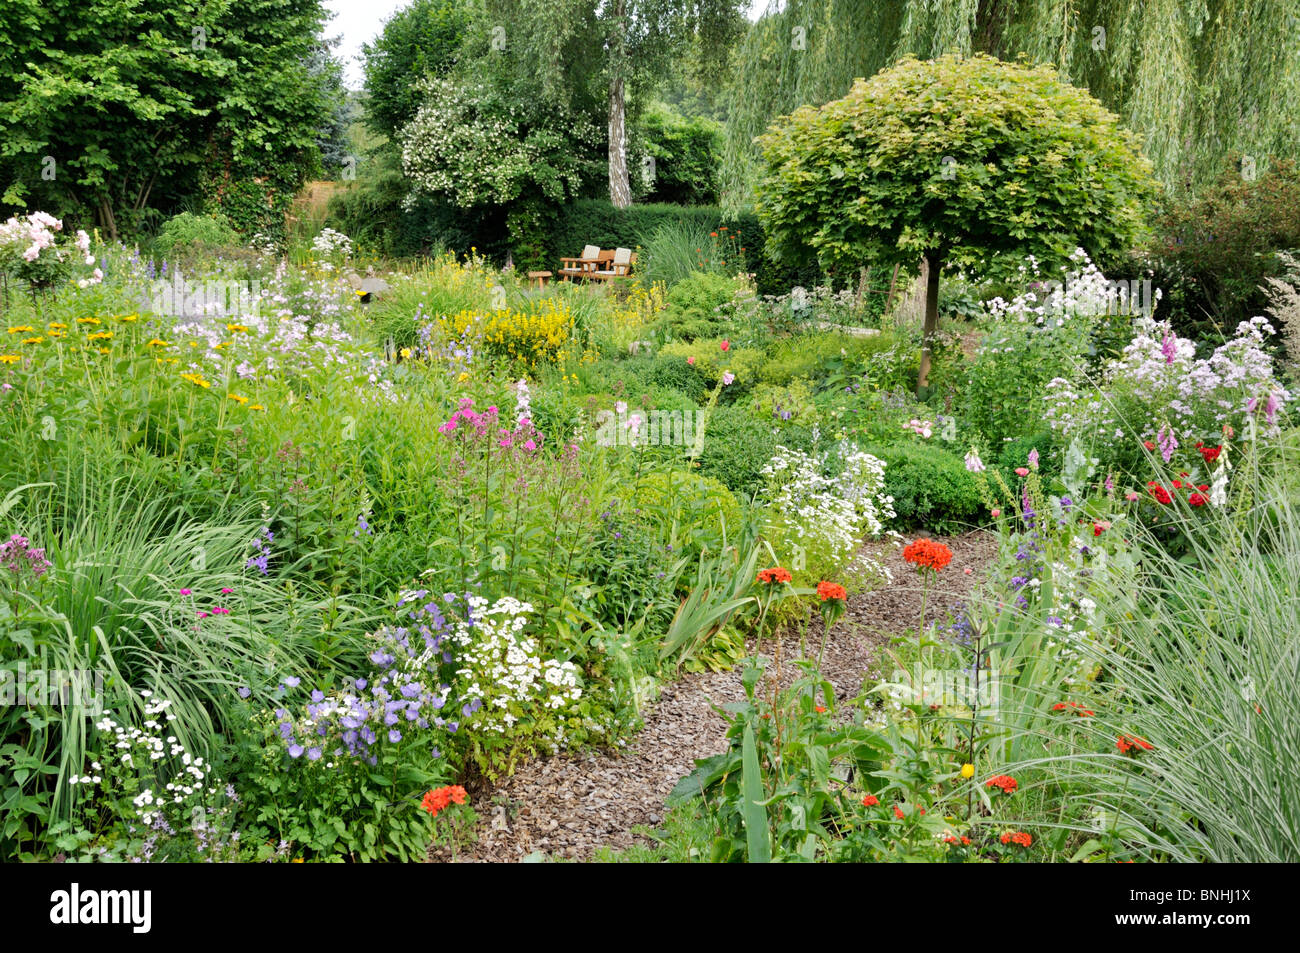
558, 245, 600, 281
591, 247, 635, 282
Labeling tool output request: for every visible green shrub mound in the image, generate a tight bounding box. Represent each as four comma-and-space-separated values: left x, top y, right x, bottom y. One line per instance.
861, 442, 983, 535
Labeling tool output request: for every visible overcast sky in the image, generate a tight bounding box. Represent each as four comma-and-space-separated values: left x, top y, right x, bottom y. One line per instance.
325, 0, 772, 89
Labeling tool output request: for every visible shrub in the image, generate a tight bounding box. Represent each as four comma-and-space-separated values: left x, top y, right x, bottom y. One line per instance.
1147, 158, 1300, 339
150, 212, 239, 258
696, 405, 813, 497
624, 470, 743, 554
860, 442, 983, 534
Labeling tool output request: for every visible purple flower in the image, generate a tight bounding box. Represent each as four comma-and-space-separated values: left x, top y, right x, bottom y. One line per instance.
288, 744, 304, 758
307, 747, 322, 761
387, 729, 402, 743
282, 676, 300, 688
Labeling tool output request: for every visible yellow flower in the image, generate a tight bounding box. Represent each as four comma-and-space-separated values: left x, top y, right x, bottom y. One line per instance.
181, 372, 212, 389
87, 331, 114, 341
228, 393, 249, 405
118, 313, 138, 322
48, 322, 68, 330
48, 330, 64, 339
7, 326, 33, 334
147, 338, 172, 348
22, 336, 44, 345
77, 317, 100, 325
399, 347, 411, 359
226, 323, 248, 333
97, 347, 111, 355
0, 354, 20, 364
249, 404, 266, 411
960, 763, 975, 779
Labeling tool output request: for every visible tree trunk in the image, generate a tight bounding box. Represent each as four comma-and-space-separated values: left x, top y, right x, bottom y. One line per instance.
917, 253, 941, 393
98, 198, 118, 242
608, 72, 631, 208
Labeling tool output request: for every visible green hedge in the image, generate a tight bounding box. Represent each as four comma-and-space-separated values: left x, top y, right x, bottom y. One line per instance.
551, 199, 818, 296
860, 441, 984, 535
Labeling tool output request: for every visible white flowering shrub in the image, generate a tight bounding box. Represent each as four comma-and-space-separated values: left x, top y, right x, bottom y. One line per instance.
445, 594, 596, 779
310, 227, 353, 261
760, 444, 895, 587
1044, 316, 1290, 471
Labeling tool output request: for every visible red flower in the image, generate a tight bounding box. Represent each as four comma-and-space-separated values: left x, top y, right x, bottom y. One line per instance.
1189, 493, 1207, 507
1196, 442, 1222, 463
902, 539, 953, 572
985, 774, 1018, 794
1000, 831, 1032, 847
816, 580, 847, 601
757, 567, 793, 585
1146, 483, 1173, 505
421, 785, 469, 818
1172, 479, 1184, 489
1092, 520, 1111, 536
1117, 733, 1153, 754
862, 794, 878, 807
1143, 440, 1156, 451
1052, 700, 1094, 716
719, 340, 730, 352
815, 705, 826, 713
893, 804, 904, 819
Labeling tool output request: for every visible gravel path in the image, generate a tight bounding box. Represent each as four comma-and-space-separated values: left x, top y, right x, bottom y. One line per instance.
433, 530, 996, 862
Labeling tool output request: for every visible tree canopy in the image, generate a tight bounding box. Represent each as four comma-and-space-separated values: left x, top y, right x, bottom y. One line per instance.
755, 53, 1157, 387
724, 0, 1300, 209
0, 0, 337, 237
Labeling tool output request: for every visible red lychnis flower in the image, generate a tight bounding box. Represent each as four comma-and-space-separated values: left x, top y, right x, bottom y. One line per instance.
422, 785, 469, 818
1000, 831, 1033, 847
902, 539, 953, 572
862, 794, 879, 807
816, 581, 847, 601
985, 774, 1018, 794
757, 566, 792, 585
1051, 701, 1094, 717
1117, 733, 1153, 754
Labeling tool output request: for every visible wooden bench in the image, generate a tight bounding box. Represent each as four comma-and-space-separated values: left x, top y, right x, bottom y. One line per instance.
526, 270, 553, 289
558, 244, 600, 281
589, 247, 635, 282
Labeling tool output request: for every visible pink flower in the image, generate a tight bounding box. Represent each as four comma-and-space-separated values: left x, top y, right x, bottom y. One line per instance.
1027, 449, 1039, 469
964, 567, 972, 575
523, 439, 537, 451
990, 508, 1001, 518
722, 372, 735, 386
1125, 490, 1140, 501
197, 611, 209, 619
687, 356, 695, 366
180, 588, 192, 596
1015, 467, 1029, 477
720, 340, 730, 352
220, 587, 233, 595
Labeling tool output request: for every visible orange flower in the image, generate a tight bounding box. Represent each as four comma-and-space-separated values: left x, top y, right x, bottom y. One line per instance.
757, 567, 792, 585
816, 581, 847, 601
902, 538, 953, 572
985, 774, 1018, 794
1117, 734, 1153, 754
862, 794, 878, 807
421, 784, 469, 818
1000, 830, 1032, 847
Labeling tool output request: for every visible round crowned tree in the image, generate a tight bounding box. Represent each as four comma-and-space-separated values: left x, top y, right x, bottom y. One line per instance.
754, 53, 1157, 390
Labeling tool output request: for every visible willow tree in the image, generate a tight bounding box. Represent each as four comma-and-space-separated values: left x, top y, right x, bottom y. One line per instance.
485, 0, 744, 207
725, 0, 1300, 210
755, 54, 1156, 391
